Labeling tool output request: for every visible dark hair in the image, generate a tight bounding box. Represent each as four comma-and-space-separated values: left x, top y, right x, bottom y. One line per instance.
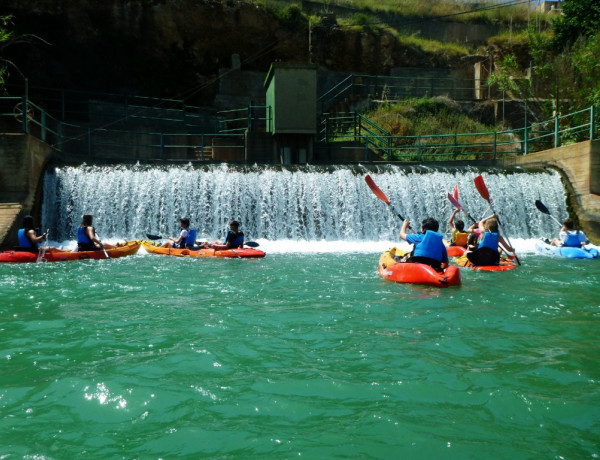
22, 215, 35, 230
422, 217, 439, 232
455, 219, 465, 232
229, 220, 240, 228
468, 233, 478, 246
563, 218, 574, 230
81, 214, 93, 226
180, 217, 190, 227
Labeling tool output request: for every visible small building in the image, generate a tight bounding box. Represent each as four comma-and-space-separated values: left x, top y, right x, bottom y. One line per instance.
264, 62, 318, 164
537, 0, 562, 13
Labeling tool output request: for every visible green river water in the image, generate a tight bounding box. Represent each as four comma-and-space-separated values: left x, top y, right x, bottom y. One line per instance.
1, 248, 599, 459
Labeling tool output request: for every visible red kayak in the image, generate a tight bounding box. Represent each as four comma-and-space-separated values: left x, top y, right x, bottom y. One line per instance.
378, 247, 461, 288
0, 240, 141, 263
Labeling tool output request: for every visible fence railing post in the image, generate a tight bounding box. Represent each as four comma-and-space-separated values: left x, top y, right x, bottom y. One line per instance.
22, 96, 28, 133
493, 131, 497, 159
418, 135, 422, 161
590, 105, 596, 140
524, 125, 529, 155
554, 115, 560, 148
41, 110, 47, 142
365, 135, 369, 160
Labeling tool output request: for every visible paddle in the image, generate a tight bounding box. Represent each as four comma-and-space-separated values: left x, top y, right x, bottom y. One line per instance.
474, 175, 521, 265
36, 229, 49, 263
447, 193, 476, 224
365, 174, 412, 230
535, 200, 563, 227
96, 233, 110, 259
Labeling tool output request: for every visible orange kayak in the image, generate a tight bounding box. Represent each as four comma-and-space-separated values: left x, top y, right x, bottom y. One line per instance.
0, 240, 141, 263
455, 254, 517, 271
378, 247, 461, 288
142, 241, 266, 258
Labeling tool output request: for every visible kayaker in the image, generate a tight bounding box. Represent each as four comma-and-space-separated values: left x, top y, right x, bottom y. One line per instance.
161, 217, 198, 249
550, 218, 589, 247
210, 220, 244, 250
465, 215, 514, 266
448, 209, 468, 247
77, 214, 104, 251
399, 217, 448, 271
18, 215, 48, 252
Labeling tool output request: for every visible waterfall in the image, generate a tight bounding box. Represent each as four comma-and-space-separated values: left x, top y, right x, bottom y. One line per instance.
41, 164, 568, 242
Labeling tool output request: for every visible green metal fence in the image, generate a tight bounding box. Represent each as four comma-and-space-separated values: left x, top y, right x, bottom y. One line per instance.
318, 73, 487, 113
319, 105, 600, 161
0, 96, 244, 161
1, 92, 598, 163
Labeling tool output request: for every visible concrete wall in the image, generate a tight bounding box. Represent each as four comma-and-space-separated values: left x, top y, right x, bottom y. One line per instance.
0, 133, 56, 247
502, 140, 600, 241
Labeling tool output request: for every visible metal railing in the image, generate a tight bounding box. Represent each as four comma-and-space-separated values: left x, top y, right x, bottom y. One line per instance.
0, 96, 244, 161
318, 73, 488, 113
1, 93, 598, 163
319, 105, 599, 161
218, 105, 271, 133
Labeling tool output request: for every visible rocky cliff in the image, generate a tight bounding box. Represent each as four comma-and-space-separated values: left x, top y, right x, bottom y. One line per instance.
3, 0, 466, 105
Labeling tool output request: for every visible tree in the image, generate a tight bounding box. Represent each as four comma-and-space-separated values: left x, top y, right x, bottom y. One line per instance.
552, 0, 600, 48
0, 15, 15, 91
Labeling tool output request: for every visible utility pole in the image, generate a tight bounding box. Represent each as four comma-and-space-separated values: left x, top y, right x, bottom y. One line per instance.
308, 17, 313, 64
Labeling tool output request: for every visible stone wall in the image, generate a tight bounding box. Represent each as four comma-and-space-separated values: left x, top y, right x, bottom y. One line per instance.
0, 134, 55, 247
502, 140, 600, 241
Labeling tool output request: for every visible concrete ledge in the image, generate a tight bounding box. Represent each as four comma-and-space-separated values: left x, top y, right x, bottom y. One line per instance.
0, 134, 55, 248
503, 140, 600, 242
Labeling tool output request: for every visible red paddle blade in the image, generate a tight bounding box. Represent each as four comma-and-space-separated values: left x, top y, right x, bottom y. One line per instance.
365, 174, 390, 205
474, 175, 490, 202
453, 184, 459, 200
447, 193, 462, 210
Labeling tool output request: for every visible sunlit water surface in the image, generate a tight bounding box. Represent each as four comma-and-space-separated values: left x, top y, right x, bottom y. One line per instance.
1, 242, 599, 459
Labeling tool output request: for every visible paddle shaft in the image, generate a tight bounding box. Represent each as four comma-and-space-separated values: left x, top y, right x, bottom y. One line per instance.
447, 193, 476, 224
535, 200, 563, 227
365, 174, 412, 230
96, 233, 110, 259
36, 229, 49, 262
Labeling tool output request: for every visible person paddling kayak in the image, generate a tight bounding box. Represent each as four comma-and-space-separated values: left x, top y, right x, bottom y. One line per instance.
448, 209, 468, 248
399, 217, 448, 271
210, 220, 244, 250
161, 217, 198, 249
18, 215, 49, 252
76, 214, 104, 251
550, 218, 589, 248
465, 215, 514, 266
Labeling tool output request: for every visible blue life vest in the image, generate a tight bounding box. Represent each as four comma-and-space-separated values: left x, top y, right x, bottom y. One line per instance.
478, 231, 499, 250
412, 230, 446, 262
18, 228, 36, 249
184, 229, 197, 247
563, 231, 581, 247
224, 230, 244, 248
77, 226, 94, 244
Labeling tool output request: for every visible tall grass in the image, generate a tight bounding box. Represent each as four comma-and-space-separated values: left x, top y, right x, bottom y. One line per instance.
254, 0, 532, 24
366, 97, 499, 137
